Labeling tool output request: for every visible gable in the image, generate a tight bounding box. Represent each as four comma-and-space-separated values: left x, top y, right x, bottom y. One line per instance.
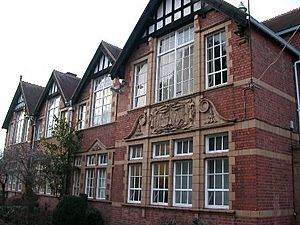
15, 94, 25, 111
93, 54, 112, 74
143, 0, 202, 38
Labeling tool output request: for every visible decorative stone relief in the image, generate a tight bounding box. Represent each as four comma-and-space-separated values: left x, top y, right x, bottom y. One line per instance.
199, 96, 234, 126
89, 140, 106, 152
126, 111, 148, 139
149, 99, 195, 134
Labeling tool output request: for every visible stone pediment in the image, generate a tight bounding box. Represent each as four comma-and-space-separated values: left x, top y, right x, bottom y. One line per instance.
199, 96, 235, 127
149, 99, 195, 135
88, 139, 107, 152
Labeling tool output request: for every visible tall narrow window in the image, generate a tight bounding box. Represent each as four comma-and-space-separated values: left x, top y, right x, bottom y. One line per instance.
206, 30, 227, 88
151, 162, 169, 205
13, 111, 25, 144
157, 25, 194, 102
96, 169, 106, 200
174, 161, 192, 206
133, 62, 147, 108
206, 158, 229, 209
73, 170, 81, 196
46, 97, 60, 137
35, 119, 43, 140
78, 104, 87, 130
85, 169, 95, 199
22, 118, 30, 142
92, 76, 112, 126
128, 164, 142, 203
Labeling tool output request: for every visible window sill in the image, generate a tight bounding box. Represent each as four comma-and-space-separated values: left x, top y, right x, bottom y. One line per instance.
77, 121, 116, 132
202, 82, 233, 93
121, 203, 235, 214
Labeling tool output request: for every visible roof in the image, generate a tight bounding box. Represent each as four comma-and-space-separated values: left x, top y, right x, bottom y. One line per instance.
72, 41, 122, 103
2, 81, 44, 129
263, 7, 300, 33
110, 0, 300, 78
34, 70, 81, 115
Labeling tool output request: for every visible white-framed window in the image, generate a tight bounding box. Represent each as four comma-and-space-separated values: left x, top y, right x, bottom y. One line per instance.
206, 133, 229, 153
7, 124, 14, 145
92, 75, 112, 126
151, 162, 169, 205
133, 62, 147, 108
173, 160, 192, 207
175, 139, 193, 156
13, 111, 25, 144
85, 169, 95, 198
96, 168, 106, 200
73, 169, 81, 196
153, 142, 169, 158
45, 181, 51, 195
78, 104, 87, 130
49, 82, 58, 95
22, 118, 29, 142
87, 155, 96, 166
35, 119, 43, 140
129, 145, 143, 160
206, 30, 227, 88
205, 158, 229, 209
74, 156, 81, 167
156, 24, 194, 102
98, 154, 108, 166
128, 164, 142, 203
46, 96, 60, 137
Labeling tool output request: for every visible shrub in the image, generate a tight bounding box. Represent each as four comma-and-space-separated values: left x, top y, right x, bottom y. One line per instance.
84, 206, 103, 225
52, 195, 87, 225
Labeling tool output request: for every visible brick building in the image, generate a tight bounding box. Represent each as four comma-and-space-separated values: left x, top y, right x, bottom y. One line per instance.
2, 1, 300, 225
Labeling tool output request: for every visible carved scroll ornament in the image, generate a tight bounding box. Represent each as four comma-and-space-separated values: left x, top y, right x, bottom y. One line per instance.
149, 99, 195, 134
199, 96, 234, 126
126, 111, 147, 139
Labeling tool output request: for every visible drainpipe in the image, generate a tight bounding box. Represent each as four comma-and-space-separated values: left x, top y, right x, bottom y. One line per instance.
294, 60, 300, 133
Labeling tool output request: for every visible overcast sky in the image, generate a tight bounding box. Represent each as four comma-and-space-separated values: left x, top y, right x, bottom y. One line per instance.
0, 0, 299, 149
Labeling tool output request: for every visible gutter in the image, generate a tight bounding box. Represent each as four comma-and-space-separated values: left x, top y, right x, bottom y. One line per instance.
277, 25, 300, 36
250, 17, 300, 57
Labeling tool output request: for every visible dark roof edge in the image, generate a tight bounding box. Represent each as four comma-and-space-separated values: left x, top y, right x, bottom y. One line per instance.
250, 17, 300, 58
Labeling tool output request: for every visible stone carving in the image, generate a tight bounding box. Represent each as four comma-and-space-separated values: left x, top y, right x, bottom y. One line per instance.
199, 96, 234, 126
126, 111, 147, 139
89, 140, 106, 152
149, 99, 195, 134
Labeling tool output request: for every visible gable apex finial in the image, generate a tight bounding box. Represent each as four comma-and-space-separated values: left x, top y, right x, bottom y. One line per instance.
20, 75, 23, 82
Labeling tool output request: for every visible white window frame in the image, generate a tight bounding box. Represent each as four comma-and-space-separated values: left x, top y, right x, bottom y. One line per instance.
173, 160, 192, 207
13, 111, 25, 144
151, 162, 169, 206
49, 82, 58, 95
45, 96, 60, 138
98, 154, 108, 166
205, 158, 229, 209
129, 145, 143, 160
156, 24, 194, 102
35, 119, 43, 140
128, 164, 142, 204
85, 169, 95, 199
91, 75, 112, 127
72, 169, 81, 196
96, 168, 106, 200
78, 104, 87, 130
153, 142, 169, 158
87, 155, 96, 166
205, 30, 227, 89
74, 156, 81, 167
133, 62, 148, 108
206, 133, 229, 154
174, 139, 193, 156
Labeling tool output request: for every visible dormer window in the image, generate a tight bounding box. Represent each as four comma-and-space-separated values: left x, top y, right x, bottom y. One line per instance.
91, 75, 112, 126
48, 83, 58, 95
